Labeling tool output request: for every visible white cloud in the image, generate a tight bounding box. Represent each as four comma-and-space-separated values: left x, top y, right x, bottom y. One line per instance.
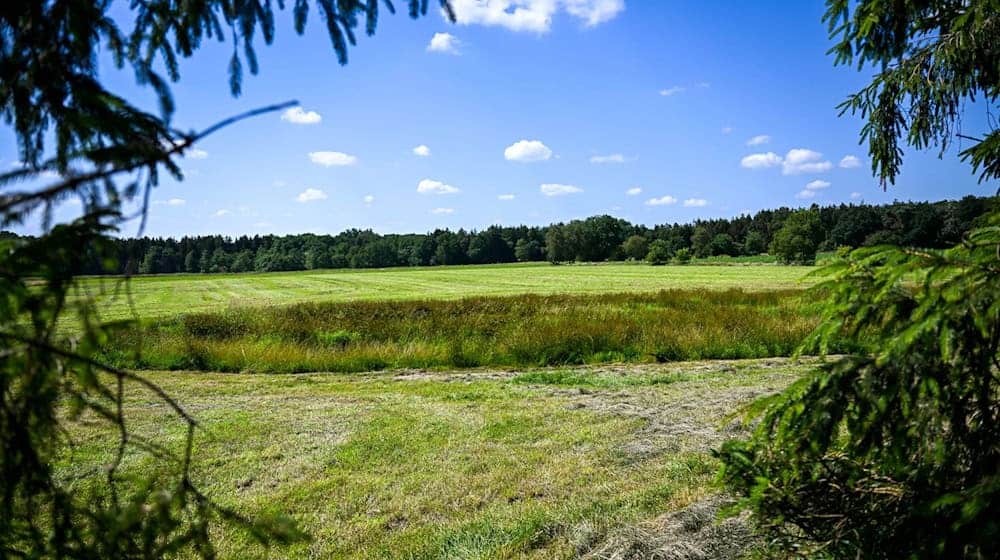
740, 148, 835, 174
363, 195, 374, 205
154, 198, 186, 206
659, 86, 685, 97
498, 194, 516, 200
281, 107, 322, 125
308, 151, 357, 167
589, 153, 627, 164
214, 209, 232, 217
626, 187, 642, 196
850, 192, 863, 200
805, 180, 831, 190
746, 135, 771, 146
427, 32, 461, 54
645, 195, 677, 206
417, 179, 460, 195
795, 189, 817, 200
721, 126, 733, 135
413, 145, 431, 157
449, 0, 623, 33
683, 198, 708, 207
782, 148, 832, 175
540, 183, 582, 196
840, 155, 862, 169
741, 152, 782, 169
504, 139, 552, 162
296, 188, 328, 203
431, 207, 455, 215
564, 0, 626, 26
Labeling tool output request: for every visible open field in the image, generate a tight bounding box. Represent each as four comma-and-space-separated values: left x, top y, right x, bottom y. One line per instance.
68, 264, 828, 556
71, 262, 816, 324
59, 358, 812, 559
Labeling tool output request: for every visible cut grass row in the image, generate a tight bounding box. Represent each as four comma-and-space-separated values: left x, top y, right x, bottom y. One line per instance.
57, 359, 809, 558
101, 289, 835, 373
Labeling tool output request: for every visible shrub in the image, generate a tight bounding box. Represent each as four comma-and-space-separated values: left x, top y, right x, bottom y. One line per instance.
646, 240, 673, 265
672, 247, 692, 264
622, 235, 650, 261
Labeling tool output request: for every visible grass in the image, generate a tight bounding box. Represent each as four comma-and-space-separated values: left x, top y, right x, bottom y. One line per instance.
58, 263, 827, 556
690, 250, 837, 265
70, 262, 815, 324
511, 369, 688, 388
101, 289, 827, 373
57, 359, 811, 559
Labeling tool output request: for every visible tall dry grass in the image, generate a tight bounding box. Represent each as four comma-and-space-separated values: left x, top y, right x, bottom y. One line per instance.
101, 289, 830, 373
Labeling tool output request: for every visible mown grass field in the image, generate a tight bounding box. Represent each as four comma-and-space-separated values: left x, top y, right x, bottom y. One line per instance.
59, 359, 811, 559
63, 262, 827, 557
72, 262, 815, 324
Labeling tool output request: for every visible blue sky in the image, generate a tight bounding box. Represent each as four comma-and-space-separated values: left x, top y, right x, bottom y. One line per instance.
5, 0, 994, 238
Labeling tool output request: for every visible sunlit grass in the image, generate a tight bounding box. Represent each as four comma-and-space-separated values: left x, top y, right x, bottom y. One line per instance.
57, 359, 810, 558
69, 262, 815, 325
99, 289, 830, 373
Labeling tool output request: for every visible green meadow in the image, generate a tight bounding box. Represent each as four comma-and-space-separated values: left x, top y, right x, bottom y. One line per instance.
71, 262, 814, 323
64, 262, 828, 557
58, 358, 811, 559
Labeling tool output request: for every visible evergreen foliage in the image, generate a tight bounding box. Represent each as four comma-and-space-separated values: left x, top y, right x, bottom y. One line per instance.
719, 1, 1000, 557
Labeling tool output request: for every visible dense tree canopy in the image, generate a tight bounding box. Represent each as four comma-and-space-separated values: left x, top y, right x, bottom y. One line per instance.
769, 209, 824, 264
3, 197, 991, 275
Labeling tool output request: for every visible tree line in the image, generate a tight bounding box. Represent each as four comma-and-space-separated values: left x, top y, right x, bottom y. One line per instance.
3, 195, 993, 275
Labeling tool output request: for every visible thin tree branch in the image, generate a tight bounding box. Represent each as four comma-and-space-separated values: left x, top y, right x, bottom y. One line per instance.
0, 100, 298, 217
0, 331, 198, 427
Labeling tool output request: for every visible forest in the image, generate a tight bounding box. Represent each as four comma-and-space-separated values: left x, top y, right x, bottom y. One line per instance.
4, 196, 992, 275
